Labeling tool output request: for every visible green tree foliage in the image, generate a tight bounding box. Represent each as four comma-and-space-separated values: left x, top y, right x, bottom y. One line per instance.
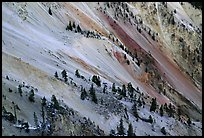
92, 75, 101, 87
89, 84, 98, 104
75, 69, 80, 78
80, 88, 87, 100
54, 71, 58, 78
18, 85, 23, 96
150, 98, 157, 112
28, 89, 35, 102
112, 83, 117, 93
51, 95, 60, 110
160, 105, 164, 116
61, 69, 68, 82
117, 118, 125, 136
127, 123, 134, 136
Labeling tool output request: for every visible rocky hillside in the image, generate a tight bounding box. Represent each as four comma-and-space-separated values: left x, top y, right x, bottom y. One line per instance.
2, 2, 202, 136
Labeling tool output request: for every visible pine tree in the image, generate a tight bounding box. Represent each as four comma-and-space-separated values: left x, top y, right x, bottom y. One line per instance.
61, 69, 68, 82
127, 123, 134, 136
110, 129, 116, 136
51, 95, 60, 110
18, 85, 23, 96
150, 98, 157, 112
121, 84, 126, 97
160, 105, 164, 116
77, 24, 82, 32
80, 88, 87, 100
132, 102, 139, 119
112, 83, 117, 93
33, 112, 39, 128
28, 89, 35, 102
161, 127, 166, 135
103, 85, 106, 93
41, 96, 47, 107
168, 103, 174, 117
48, 7, 52, 15
75, 69, 80, 78
72, 21, 76, 28
89, 84, 98, 104
127, 82, 134, 98
54, 71, 58, 78
149, 115, 153, 124
187, 117, 191, 126
117, 118, 125, 136
69, 21, 72, 31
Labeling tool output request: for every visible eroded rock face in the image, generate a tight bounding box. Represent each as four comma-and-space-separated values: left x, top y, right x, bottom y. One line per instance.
2, 2, 202, 136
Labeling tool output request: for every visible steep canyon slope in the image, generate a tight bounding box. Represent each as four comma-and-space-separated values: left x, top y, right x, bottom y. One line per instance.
2, 2, 202, 136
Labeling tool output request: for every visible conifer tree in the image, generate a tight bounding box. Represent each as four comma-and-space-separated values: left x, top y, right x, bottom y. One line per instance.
150, 98, 157, 112
77, 24, 82, 32
54, 71, 58, 78
127, 123, 134, 136
112, 83, 117, 93
51, 95, 60, 110
41, 96, 47, 107
18, 85, 23, 96
28, 89, 35, 102
160, 105, 164, 116
61, 69, 68, 82
81, 88, 87, 100
89, 84, 98, 104
75, 69, 80, 78
121, 84, 126, 97
33, 112, 39, 128
117, 118, 125, 136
